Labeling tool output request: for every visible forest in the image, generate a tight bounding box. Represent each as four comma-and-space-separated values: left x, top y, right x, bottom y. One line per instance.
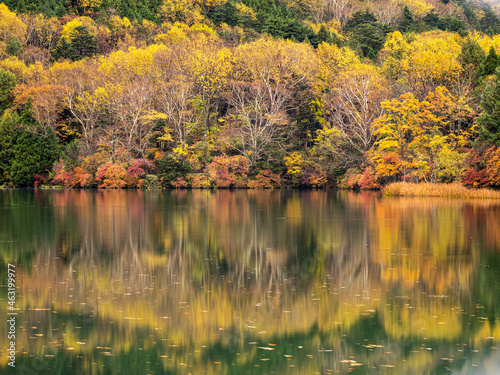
2, 0, 500, 189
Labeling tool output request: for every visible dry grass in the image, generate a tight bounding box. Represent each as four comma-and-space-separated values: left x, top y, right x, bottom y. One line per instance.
383, 182, 500, 199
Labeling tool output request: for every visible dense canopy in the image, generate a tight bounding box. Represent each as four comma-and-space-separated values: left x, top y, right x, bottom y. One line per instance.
1, 0, 500, 188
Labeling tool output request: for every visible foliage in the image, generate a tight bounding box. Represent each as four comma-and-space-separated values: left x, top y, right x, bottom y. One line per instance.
358, 167, 380, 189
346, 10, 391, 59
155, 153, 192, 188
10, 128, 60, 187
95, 163, 127, 188
206, 154, 250, 188
0, 68, 16, 114
247, 169, 281, 188
2, 1, 500, 190
478, 68, 500, 145
370, 87, 470, 184
51, 26, 97, 61
0, 110, 16, 184
189, 172, 211, 188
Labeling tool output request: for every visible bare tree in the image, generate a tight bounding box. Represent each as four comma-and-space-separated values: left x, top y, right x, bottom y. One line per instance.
310, 0, 360, 25
225, 80, 291, 166
155, 79, 197, 153
325, 66, 390, 156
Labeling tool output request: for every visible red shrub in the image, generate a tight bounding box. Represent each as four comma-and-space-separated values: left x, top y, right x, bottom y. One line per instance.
52, 161, 73, 187
461, 148, 489, 188
95, 163, 126, 189
307, 172, 327, 188
71, 167, 94, 188
34, 174, 45, 187
129, 158, 155, 172
358, 167, 381, 190
124, 166, 145, 188
171, 177, 188, 188
207, 155, 250, 188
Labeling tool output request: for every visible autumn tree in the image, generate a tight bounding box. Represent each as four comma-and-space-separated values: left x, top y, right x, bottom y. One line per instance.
371, 87, 469, 183
183, 38, 233, 149
325, 64, 390, 158
0, 3, 27, 59
225, 37, 317, 166
457, 38, 485, 89
381, 31, 461, 99
12, 84, 65, 136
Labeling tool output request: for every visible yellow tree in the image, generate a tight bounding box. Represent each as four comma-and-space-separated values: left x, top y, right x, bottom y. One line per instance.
381, 31, 461, 99
153, 47, 198, 155
97, 46, 166, 159
12, 84, 66, 135
182, 38, 233, 147
0, 3, 27, 58
371, 87, 469, 182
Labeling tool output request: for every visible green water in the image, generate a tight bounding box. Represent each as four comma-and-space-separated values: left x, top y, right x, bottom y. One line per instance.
0, 189, 499, 374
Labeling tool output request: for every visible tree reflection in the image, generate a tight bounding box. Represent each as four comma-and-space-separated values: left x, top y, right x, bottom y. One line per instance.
0, 190, 499, 374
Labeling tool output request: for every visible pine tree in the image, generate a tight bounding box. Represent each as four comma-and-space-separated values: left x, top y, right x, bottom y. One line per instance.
480, 46, 500, 81
0, 69, 17, 115
480, 8, 500, 35
70, 26, 98, 60
478, 68, 500, 145
458, 39, 486, 68
0, 110, 16, 184
51, 38, 72, 61
399, 6, 417, 33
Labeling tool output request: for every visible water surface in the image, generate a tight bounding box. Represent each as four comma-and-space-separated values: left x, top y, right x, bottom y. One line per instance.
0, 189, 499, 374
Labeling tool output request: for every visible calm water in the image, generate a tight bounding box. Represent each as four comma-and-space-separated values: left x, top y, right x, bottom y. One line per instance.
0, 189, 499, 374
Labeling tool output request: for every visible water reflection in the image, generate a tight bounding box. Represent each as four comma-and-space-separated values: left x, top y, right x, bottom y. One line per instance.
0, 190, 499, 374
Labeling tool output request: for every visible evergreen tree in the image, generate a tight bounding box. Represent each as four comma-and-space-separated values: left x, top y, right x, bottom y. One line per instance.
480, 46, 500, 81
458, 38, 486, 86
51, 38, 73, 61
480, 8, 500, 35
138, 0, 157, 21
208, 1, 239, 26
478, 68, 500, 145
345, 10, 378, 32
459, 38, 485, 67
423, 11, 442, 30
0, 69, 17, 115
0, 110, 16, 184
443, 17, 466, 32
70, 26, 98, 60
399, 6, 417, 33
51, 27, 98, 62
10, 128, 60, 187
316, 25, 333, 45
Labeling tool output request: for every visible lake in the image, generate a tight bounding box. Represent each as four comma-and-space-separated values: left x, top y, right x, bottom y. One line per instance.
0, 189, 499, 374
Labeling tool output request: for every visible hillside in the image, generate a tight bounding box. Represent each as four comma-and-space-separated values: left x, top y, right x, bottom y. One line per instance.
1, 0, 500, 188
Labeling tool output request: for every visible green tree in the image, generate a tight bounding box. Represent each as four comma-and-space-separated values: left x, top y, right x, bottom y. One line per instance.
51, 26, 97, 61
458, 38, 486, 86
478, 68, 500, 145
69, 26, 98, 60
51, 37, 72, 61
480, 8, 500, 35
0, 69, 16, 114
10, 128, 60, 187
0, 110, 16, 184
480, 46, 500, 81
399, 6, 417, 33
